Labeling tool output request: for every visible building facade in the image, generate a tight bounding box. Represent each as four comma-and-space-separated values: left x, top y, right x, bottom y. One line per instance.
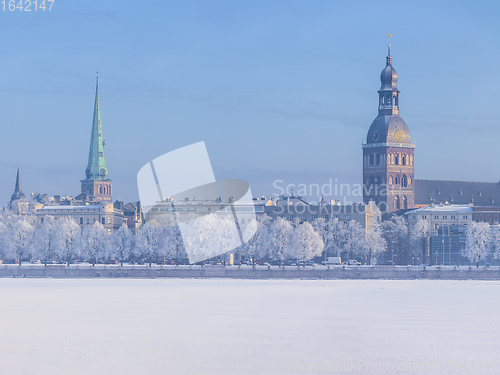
405, 204, 473, 265
363, 48, 415, 215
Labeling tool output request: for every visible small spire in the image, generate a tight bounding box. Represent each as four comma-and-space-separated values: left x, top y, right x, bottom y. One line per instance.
11, 166, 25, 202
386, 34, 392, 65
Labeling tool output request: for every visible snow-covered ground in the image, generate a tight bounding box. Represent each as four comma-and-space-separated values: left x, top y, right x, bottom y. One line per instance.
0, 279, 499, 375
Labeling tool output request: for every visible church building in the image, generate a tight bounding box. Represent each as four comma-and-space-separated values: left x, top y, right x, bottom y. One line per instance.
362, 46, 415, 214
79, 77, 112, 203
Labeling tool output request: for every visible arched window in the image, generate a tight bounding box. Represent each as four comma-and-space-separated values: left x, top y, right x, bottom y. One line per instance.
410, 155, 413, 166
369, 154, 374, 165
99, 186, 102, 194
395, 176, 399, 185
402, 196, 408, 209
402, 155, 406, 165
381, 176, 386, 185
402, 175, 407, 187
391, 154, 395, 164
388, 176, 393, 185
395, 155, 399, 165
408, 176, 412, 186
395, 196, 400, 210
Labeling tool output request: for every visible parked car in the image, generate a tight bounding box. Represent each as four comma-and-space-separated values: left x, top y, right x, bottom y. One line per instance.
346, 260, 361, 266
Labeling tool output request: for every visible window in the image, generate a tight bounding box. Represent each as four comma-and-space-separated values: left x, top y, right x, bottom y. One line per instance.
102, 218, 105, 225
108, 217, 112, 224
289, 215, 294, 220
450, 216, 455, 220
301, 215, 307, 220
334, 215, 340, 219
41, 217, 44, 223
323, 215, 329, 220
395, 155, 399, 165
463, 216, 468, 219
93, 218, 97, 224
443, 216, 447, 220
344, 215, 351, 220
312, 215, 318, 220
80, 218, 83, 225
388, 176, 393, 185
86, 218, 90, 224
422, 215, 427, 220
434, 216, 439, 220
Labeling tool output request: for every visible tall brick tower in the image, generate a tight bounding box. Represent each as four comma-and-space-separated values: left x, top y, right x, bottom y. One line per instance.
362, 46, 415, 215
80, 77, 112, 202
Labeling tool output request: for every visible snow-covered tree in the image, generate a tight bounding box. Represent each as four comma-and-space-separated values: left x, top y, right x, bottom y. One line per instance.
312, 217, 347, 259
56, 217, 82, 264
268, 217, 293, 263
135, 223, 165, 265
0, 221, 8, 261
364, 222, 387, 265
81, 222, 107, 265
343, 220, 365, 261
463, 221, 490, 266
109, 224, 134, 265
410, 219, 430, 265
489, 225, 500, 261
242, 214, 272, 264
287, 221, 324, 263
9, 218, 35, 264
163, 224, 185, 262
382, 216, 409, 264
32, 216, 59, 264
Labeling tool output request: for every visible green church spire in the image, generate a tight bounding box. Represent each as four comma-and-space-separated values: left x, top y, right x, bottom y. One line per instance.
85, 77, 108, 181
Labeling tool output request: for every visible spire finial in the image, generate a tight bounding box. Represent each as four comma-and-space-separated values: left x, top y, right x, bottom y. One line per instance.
386, 33, 392, 65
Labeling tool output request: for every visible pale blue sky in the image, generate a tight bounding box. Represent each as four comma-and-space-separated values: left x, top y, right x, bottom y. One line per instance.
1, 0, 499, 205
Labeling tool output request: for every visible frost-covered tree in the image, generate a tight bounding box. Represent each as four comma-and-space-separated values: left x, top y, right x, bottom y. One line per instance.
463, 221, 490, 266
0, 221, 8, 261
268, 217, 293, 264
312, 217, 347, 259
32, 216, 59, 264
56, 217, 82, 264
9, 217, 35, 264
135, 223, 165, 265
109, 224, 134, 265
287, 221, 324, 263
81, 222, 107, 265
382, 216, 409, 264
489, 225, 500, 261
242, 214, 272, 264
410, 219, 430, 265
343, 220, 365, 261
364, 222, 387, 265
163, 224, 185, 262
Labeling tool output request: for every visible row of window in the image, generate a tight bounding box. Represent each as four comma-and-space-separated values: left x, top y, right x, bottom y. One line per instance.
364, 153, 413, 167
77, 217, 112, 225
379, 93, 398, 107
411, 215, 469, 220
366, 174, 412, 187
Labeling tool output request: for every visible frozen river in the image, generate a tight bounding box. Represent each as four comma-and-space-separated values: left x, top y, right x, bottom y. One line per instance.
0, 279, 499, 375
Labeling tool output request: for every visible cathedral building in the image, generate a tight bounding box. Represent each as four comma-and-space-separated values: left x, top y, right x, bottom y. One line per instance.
363, 47, 415, 215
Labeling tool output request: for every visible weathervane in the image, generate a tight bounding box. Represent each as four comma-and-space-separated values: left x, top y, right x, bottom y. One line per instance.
386, 33, 391, 54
